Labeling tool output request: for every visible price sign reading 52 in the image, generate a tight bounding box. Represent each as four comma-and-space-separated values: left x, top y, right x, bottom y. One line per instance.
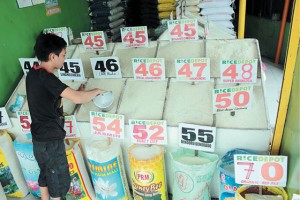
81, 31, 107, 51
129, 120, 167, 145
132, 58, 165, 81
168, 19, 198, 41
121, 26, 148, 48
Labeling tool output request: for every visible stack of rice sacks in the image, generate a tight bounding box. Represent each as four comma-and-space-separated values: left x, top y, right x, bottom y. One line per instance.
0, 131, 29, 198
176, 0, 201, 16
88, 0, 125, 42
158, 0, 176, 21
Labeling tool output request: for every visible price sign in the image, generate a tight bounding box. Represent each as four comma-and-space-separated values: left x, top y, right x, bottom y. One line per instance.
213, 86, 253, 113
19, 58, 39, 75
80, 31, 107, 51
179, 123, 216, 152
175, 58, 210, 81
43, 27, 69, 46
234, 155, 288, 187
90, 111, 124, 139
90, 57, 122, 78
16, 111, 31, 133
0, 107, 12, 129
168, 19, 198, 41
132, 58, 165, 81
129, 120, 167, 145
292, 194, 300, 200
121, 26, 148, 48
58, 59, 85, 80
64, 115, 80, 138
220, 59, 258, 83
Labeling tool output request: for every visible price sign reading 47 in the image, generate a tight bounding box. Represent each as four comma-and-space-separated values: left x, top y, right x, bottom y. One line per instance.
58, 59, 85, 81
175, 58, 210, 81
121, 26, 148, 48
90, 111, 124, 139
213, 86, 253, 113
179, 123, 216, 152
129, 120, 167, 145
64, 115, 80, 138
17, 111, 31, 133
90, 57, 122, 79
132, 58, 165, 81
19, 58, 39, 75
234, 155, 288, 187
220, 59, 258, 83
168, 19, 198, 41
81, 31, 107, 51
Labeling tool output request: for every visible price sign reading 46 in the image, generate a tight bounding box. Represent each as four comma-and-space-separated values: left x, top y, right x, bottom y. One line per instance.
90, 57, 122, 79
64, 115, 80, 138
90, 111, 124, 139
220, 59, 258, 83
19, 58, 39, 75
58, 59, 85, 80
81, 31, 107, 51
175, 58, 210, 81
0, 107, 12, 130
179, 123, 216, 152
17, 111, 31, 133
168, 19, 198, 41
234, 155, 288, 187
129, 120, 167, 145
121, 26, 148, 48
213, 86, 253, 113
132, 58, 165, 81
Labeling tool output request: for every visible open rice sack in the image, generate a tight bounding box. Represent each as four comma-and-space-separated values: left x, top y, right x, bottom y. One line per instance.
65, 140, 96, 200
13, 134, 40, 197
0, 130, 29, 198
235, 185, 288, 200
171, 148, 219, 200
128, 144, 168, 200
86, 140, 131, 200
0, 182, 7, 200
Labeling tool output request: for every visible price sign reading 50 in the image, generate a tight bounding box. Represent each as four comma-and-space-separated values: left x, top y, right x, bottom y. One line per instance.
90, 111, 124, 139
234, 155, 288, 187
129, 120, 167, 145
168, 19, 198, 41
81, 31, 107, 50
121, 26, 148, 48
132, 58, 165, 81
17, 111, 31, 133
179, 123, 216, 152
175, 58, 210, 81
213, 86, 253, 113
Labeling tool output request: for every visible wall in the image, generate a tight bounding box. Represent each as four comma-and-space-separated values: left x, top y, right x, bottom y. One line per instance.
0, 1, 90, 106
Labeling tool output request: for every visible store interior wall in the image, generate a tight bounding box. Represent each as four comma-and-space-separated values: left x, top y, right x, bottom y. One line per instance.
0, 1, 90, 106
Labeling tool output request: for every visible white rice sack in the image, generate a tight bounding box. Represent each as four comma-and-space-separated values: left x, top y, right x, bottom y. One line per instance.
198, 0, 233, 8
200, 6, 234, 15
86, 140, 131, 200
184, 5, 200, 12
14, 134, 41, 197
183, 0, 202, 6
0, 131, 29, 198
65, 140, 96, 200
0, 182, 7, 200
204, 14, 233, 21
213, 20, 234, 28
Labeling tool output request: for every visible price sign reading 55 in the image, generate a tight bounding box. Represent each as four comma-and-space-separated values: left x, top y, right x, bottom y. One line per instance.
175, 58, 210, 81
17, 111, 31, 133
132, 58, 165, 81
179, 123, 216, 152
58, 59, 85, 80
81, 31, 107, 50
129, 120, 167, 145
168, 19, 198, 41
121, 26, 148, 48
90, 111, 124, 139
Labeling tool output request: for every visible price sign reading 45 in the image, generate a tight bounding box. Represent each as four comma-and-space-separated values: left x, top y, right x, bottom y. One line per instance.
234, 155, 288, 187
175, 58, 210, 81
220, 59, 258, 83
81, 31, 107, 51
58, 59, 85, 81
0, 107, 12, 130
168, 19, 198, 41
132, 58, 165, 81
213, 86, 253, 113
90, 57, 122, 79
19, 58, 39, 75
17, 111, 31, 133
121, 26, 148, 48
129, 120, 167, 145
64, 115, 80, 138
90, 111, 124, 139
179, 123, 216, 152
44, 27, 69, 46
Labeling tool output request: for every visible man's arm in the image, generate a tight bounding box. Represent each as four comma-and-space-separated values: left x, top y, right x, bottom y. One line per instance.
61, 85, 103, 104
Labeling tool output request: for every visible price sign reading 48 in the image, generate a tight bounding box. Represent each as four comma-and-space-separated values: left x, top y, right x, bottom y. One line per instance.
121, 26, 148, 48
179, 123, 216, 152
129, 120, 167, 145
220, 59, 258, 83
58, 59, 85, 80
17, 111, 32, 133
168, 19, 198, 41
175, 58, 210, 81
213, 86, 253, 113
234, 155, 288, 187
90, 57, 122, 79
80, 31, 107, 51
90, 111, 124, 139
132, 58, 165, 81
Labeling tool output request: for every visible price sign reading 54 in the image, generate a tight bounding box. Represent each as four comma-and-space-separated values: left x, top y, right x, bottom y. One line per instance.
129, 120, 167, 145
175, 58, 210, 81
121, 26, 148, 48
17, 111, 31, 133
168, 19, 198, 41
58, 59, 85, 81
179, 123, 216, 152
81, 31, 107, 51
90, 111, 124, 139
132, 58, 165, 81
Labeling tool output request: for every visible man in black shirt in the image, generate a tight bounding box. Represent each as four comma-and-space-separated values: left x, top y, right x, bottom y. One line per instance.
26, 33, 103, 200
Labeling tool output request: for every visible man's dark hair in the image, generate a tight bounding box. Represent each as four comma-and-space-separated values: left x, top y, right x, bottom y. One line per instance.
34, 32, 67, 61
